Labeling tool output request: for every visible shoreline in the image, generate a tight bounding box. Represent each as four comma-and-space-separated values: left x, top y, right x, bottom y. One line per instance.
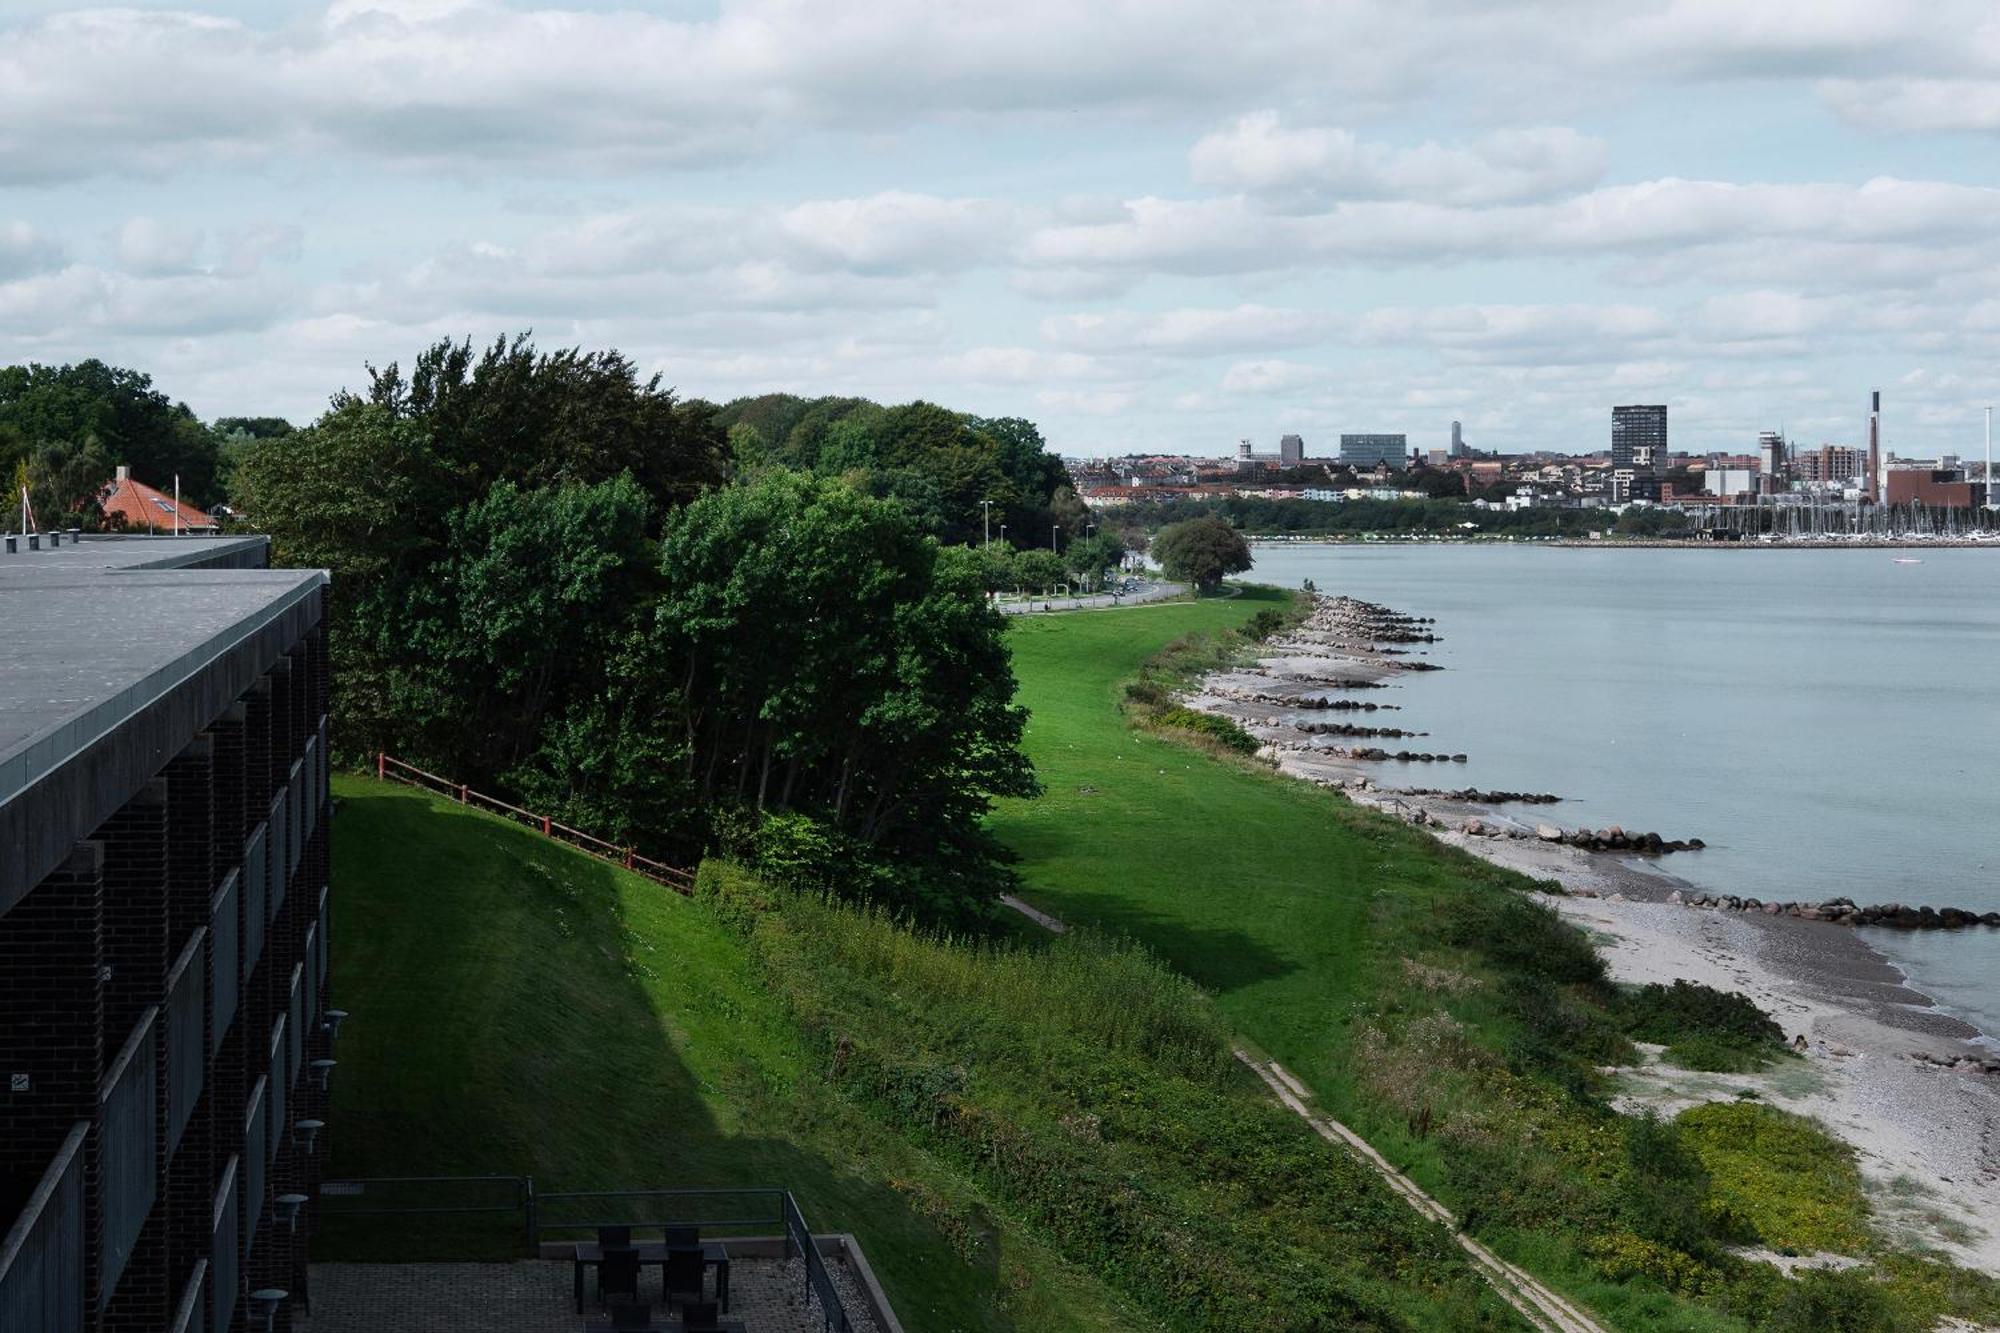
1188, 592, 2000, 1273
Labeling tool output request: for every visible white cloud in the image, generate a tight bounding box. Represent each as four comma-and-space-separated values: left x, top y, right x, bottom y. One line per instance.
1219, 358, 1323, 394
1043, 304, 1333, 353
0, 222, 64, 280
1191, 113, 1607, 208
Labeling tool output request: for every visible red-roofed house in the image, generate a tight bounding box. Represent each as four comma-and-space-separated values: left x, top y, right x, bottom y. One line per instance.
98, 464, 218, 534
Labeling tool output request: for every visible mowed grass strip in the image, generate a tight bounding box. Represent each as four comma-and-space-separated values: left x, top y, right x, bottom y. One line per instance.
326, 773, 1151, 1332
986, 589, 1532, 1110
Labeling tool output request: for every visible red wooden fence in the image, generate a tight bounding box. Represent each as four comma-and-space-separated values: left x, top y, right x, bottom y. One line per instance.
373, 753, 696, 894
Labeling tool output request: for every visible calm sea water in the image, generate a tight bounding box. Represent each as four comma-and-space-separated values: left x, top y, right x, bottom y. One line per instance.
1248, 542, 2000, 1039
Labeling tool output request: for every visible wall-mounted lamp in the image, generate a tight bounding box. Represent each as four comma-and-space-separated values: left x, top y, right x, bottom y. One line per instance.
275, 1192, 308, 1233
293, 1119, 325, 1154
321, 1009, 349, 1040
248, 1288, 288, 1333
310, 1058, 337, 1092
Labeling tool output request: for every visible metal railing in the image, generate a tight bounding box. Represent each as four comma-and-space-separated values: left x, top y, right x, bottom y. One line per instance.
374, 753, 695, 893
0, 1121, 89, 1333
316, 1178, 855, 1331
528, 1188, 788, 1246
784, 1190, 854, 1333
99, 1008, 159, 1308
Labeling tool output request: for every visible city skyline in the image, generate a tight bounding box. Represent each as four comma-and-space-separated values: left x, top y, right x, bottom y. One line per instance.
3, 2, 2000, 457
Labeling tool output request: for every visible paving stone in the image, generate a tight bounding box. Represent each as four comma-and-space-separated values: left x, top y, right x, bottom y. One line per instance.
298, 1257, 880, 1332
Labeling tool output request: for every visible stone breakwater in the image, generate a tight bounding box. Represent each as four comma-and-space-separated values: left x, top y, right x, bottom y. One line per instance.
1400, 787, 1561, 805
1670, 890, 2000, 932
1461, 819, 1705, 855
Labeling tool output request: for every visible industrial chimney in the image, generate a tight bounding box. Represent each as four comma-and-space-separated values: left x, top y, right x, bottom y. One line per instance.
1865, 390, 1881, 504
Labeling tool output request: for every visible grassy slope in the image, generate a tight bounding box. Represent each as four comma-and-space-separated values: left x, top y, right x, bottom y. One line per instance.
986, 592, 1743, 1332
988, 588, 1513, 1095
326, 772, 1151, 1333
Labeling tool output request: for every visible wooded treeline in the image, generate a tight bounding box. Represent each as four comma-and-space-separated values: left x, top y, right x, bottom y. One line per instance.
8, 337, 1056, 923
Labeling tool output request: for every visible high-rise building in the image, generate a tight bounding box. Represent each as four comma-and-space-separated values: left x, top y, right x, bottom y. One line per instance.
1279, 434, 1304, 468
1340, 434, 1409, 471
1795, 446, 1862, 484
1450, 420, 1467, 458
1758, 431, 1788, 482
1611, 405, 1666, 502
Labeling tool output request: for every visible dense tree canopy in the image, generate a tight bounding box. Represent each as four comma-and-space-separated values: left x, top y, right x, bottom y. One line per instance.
1153, 515, 1254, 591
713, 393, 1072, 548
233, 335, 1053, 922
1, 359, 225, 525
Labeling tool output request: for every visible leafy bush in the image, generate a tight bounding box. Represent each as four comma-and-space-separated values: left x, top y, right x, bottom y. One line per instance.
1446, 894, 1608, 991
1676, 1102, 1868, 1253
1620, 1112, 1714, 1254
1122, 678, 1169, 708
1153, 706, 1260, 755
1581, 1230, 1715, 1294
1762, 1267, 1899, 1333
1621, 980, 1786, 1071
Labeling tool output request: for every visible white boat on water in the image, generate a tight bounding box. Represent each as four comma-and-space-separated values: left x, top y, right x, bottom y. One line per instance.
1893, 557, 1923, 565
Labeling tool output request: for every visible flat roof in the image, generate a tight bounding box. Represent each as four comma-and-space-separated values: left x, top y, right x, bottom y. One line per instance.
0, 537, 326, 879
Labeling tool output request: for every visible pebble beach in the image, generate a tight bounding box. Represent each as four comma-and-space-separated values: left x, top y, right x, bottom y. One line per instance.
1188, 592, 2000, 1272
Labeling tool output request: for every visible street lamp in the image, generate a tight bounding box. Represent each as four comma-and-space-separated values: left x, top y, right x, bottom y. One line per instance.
1052, 524, 1060, 553
981, 499, 994, 547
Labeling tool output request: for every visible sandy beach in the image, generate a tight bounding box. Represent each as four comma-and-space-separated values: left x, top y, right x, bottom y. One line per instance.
1189, 593, 2000, 1273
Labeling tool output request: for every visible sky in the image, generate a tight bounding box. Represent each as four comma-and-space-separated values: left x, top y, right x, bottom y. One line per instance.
2, 1, 1999, 459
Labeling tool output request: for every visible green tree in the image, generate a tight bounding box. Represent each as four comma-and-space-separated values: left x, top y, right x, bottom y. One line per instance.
1063, 530, 1127, 589
1153, 515, 1252, 591
0, 359, 222, 504
1009, 547, 1066, 593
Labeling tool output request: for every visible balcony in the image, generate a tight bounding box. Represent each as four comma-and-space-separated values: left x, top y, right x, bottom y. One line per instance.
0, 1122, 89, 1333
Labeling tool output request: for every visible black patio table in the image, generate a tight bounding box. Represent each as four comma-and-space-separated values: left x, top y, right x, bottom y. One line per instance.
571, 1241, 731, 1313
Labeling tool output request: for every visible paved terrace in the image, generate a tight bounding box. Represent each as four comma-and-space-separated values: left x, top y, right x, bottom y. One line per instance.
300, 1257, 883, 1333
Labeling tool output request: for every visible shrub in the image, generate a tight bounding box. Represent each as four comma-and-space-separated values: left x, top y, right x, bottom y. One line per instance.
1620, 1111, 1713, 1253
1763, 1268, 1899, 1333
1153, 706, 1260, 755
1620, 980, 1786, 1071
1446, 894, 1608, 991
1581, 1230, 1716, 1294
1122, 678, 1168, 708
1676, 1102, 1868, 1253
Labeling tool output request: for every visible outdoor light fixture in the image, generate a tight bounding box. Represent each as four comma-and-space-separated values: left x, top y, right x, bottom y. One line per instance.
293, 1119, 325, 1154
248, 1288, 288, 1333
310, 1058, 337, 1091
276, 1193, 308, 1233
322, 1008, 349, 1040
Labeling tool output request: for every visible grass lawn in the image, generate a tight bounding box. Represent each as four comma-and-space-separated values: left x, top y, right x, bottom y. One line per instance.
326, 772, 1152, 1332
987, 587, 1527, 1104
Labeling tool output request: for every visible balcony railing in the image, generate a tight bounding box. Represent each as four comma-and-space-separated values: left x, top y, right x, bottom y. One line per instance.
210, 873, 239, 1059
0, 1122, 89, 1333
242, 829, 266, 982
167, 929, 207, 1154
243, 1079, 267, 1264
268, 789, 289, 920
100, 1008, 160, 1308
212, 1157, 239, 1333
169, 1259, 207, 1333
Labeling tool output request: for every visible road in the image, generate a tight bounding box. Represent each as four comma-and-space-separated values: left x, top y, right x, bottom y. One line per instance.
993, 579, 1185, 615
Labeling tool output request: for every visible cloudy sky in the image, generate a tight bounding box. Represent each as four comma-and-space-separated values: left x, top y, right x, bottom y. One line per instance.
3, 0, 1999, 458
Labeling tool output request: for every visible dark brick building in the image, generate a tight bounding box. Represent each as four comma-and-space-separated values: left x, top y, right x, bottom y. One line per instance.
0, 533, 331, 1332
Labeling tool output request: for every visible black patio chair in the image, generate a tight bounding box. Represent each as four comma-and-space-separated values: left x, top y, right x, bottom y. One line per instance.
678, 1300, 721, 1332
661, 1225, 698, 1249
597, 1224, 633, 1249
663, 1245, 705, 1307
597, 1247, 642, 1306
607, 1299, 655, 1330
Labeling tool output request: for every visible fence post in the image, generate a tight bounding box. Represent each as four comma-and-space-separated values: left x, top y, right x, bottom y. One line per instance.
625, 847, 635, 870
542, 816, 551, 837
376, 751, 386, 781
523, 1176, 536, 1256
459, 784, 468, 804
